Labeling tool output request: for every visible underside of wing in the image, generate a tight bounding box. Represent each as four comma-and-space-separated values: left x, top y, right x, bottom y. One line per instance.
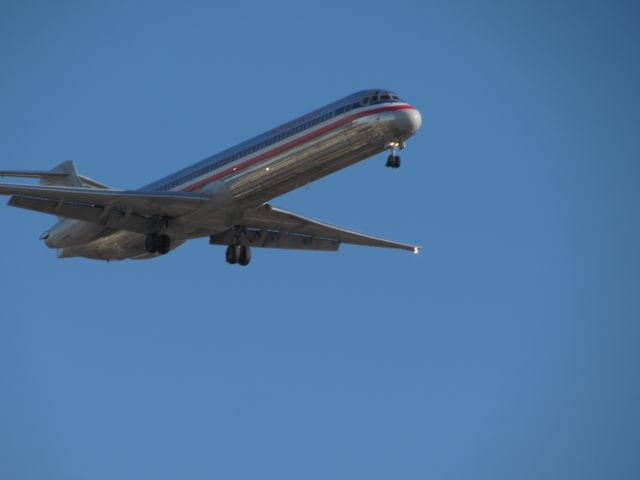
210, 204, 421, 253
0, 183, 208, 233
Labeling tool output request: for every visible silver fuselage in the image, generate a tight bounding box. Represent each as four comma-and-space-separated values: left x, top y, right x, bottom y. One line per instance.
48, 90, 422, 260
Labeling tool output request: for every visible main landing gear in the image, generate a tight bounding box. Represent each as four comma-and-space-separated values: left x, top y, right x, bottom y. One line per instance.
386, 141, 405, 169
226, 244, 252, 266
145, 233, 171, 255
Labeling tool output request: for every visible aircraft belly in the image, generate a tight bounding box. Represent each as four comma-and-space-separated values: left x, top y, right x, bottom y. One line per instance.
226, 117, 394, 208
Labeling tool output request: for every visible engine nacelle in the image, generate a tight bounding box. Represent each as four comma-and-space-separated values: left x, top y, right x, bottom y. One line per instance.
44, 219, 103, 248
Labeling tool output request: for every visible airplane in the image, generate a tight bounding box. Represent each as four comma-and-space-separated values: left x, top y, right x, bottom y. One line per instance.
0, 89, 422, 265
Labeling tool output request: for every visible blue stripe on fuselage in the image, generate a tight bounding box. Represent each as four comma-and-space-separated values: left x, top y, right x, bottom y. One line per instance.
141, 89, 402, 192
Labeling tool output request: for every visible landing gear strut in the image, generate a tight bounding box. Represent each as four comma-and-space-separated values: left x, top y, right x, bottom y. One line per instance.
226, 244, 251, 266
145, 233, 171, 255
386, 141, 404, 169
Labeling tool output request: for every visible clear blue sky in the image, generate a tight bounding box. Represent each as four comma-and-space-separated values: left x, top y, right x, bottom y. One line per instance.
1, 1, 639, 479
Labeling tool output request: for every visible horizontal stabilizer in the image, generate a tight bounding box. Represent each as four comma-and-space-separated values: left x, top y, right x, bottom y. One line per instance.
0, 170, 68, 179
0, 161, 110, 189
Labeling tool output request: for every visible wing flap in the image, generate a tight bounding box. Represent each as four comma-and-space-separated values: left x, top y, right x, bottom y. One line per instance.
0, 183, 207, 218
211, 227, 340, 251
210, 204, 421, 253
8, 195, 153, 234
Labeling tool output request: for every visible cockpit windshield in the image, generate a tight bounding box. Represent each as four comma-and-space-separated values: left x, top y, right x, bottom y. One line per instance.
361, 92, 403, 106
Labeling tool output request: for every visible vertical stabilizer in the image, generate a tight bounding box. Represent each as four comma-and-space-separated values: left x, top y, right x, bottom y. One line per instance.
40, 161, 83, 187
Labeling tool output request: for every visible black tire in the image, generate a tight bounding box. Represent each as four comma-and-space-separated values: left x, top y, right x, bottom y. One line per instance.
386, 154, 394, 168
394, 156, 401, 168
226, 244, 239, 264
238, 246, 252, 266
157, 234, 171, 255
145, 234, 158, 253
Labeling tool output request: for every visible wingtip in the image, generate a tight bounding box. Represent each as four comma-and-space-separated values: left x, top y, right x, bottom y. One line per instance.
413, 246, 421, 254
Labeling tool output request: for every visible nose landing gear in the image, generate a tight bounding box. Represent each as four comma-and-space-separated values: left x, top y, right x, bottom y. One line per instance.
386, 155, 401, 169
386, 141, 405, 169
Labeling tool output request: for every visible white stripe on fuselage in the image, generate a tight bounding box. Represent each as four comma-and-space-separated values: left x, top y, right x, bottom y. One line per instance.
168, 103, 412, 193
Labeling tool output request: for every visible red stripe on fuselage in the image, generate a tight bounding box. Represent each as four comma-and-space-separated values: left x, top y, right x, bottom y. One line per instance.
181, 104, 415, 193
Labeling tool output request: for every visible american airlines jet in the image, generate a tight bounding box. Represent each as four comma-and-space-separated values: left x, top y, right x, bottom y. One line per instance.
0, 89, 422, 265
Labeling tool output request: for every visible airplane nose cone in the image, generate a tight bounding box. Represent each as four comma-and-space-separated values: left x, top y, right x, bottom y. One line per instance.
395, 107, 422, 136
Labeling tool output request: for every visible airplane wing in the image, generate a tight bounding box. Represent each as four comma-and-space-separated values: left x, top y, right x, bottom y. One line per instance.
0, 183, 208, 230
210, 204, 421, 253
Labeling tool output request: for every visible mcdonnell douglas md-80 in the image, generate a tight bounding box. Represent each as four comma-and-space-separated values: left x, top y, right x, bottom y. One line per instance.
0, 89, 422, 266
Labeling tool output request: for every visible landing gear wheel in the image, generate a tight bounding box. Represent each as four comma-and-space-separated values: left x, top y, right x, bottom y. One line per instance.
238, 246, 252, 266
145, 234, 158, 253
386, 141, 403, 168
226, 245, 251, 266
226, 244, 241, 264
156, 234, 171, 255
386, 155, 401, 168
145, 234, 171, 254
